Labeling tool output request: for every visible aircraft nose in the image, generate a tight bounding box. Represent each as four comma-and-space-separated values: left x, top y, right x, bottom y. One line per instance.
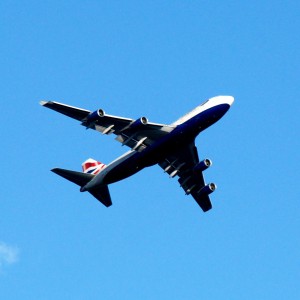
209, 95, 234, 107
224, 96, 234, 106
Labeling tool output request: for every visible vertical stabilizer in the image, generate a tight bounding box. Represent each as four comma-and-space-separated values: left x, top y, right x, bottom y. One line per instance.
82, 158, 106, 175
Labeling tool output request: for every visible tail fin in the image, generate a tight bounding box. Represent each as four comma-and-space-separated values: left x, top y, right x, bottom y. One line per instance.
82, 158, 106, 175
51, 168, 112, 207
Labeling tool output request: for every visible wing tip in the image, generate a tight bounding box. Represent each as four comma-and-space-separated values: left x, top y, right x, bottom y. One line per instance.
39, 100, 47, 106
40, 100, 55, 106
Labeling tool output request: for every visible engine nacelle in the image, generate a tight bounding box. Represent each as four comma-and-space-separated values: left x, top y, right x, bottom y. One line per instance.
85, 109, 105, 123
198, 183, 217, 196
129, 117, 148, 130
193, 159, 212, 174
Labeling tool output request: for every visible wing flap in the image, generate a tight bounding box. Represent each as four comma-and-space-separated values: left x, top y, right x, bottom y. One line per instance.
82, 114, 134, 133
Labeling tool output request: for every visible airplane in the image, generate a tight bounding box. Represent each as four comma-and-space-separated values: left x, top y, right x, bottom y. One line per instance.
40, 95, 234, 212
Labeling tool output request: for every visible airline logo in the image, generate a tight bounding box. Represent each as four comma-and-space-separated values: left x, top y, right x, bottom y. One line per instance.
82, 158, 106, 175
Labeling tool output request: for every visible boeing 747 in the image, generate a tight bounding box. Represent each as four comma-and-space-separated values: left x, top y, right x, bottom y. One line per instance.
40, 95, 234, 212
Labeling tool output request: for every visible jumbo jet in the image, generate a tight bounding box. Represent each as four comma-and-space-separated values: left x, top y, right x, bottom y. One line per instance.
40, 95, 234, 212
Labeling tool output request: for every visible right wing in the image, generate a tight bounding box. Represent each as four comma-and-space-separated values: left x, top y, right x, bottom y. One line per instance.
40, 100, 175, 150
159, 142, 214, 212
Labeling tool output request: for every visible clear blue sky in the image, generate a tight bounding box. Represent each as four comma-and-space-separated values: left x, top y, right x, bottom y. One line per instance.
1, 1, 299, 299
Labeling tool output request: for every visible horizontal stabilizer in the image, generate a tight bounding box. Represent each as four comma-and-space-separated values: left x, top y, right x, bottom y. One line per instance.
89, 186, 112, 207
52, 168, 94, 187
52, 168, 112, 207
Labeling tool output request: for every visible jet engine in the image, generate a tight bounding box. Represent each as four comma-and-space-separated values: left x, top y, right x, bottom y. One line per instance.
198, 183, 217, 196
129, 117, 148, 130
193, 159, 212, 174
85, 109, 105, 123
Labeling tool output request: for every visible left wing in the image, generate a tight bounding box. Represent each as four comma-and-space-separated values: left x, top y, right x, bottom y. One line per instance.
40, 100, 175, 150
159, 142, 215, 212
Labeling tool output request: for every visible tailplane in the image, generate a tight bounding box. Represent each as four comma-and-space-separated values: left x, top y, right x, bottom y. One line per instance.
52, 168, 94, 186
51, 167, 112, 207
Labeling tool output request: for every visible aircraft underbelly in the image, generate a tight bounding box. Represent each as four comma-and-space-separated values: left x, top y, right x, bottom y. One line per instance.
102, 104, 230, 185
102, 134, 190, 184
103, 155, 143, 184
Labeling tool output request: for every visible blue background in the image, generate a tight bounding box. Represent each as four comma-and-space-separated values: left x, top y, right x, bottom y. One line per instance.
1, 1, 299, 299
